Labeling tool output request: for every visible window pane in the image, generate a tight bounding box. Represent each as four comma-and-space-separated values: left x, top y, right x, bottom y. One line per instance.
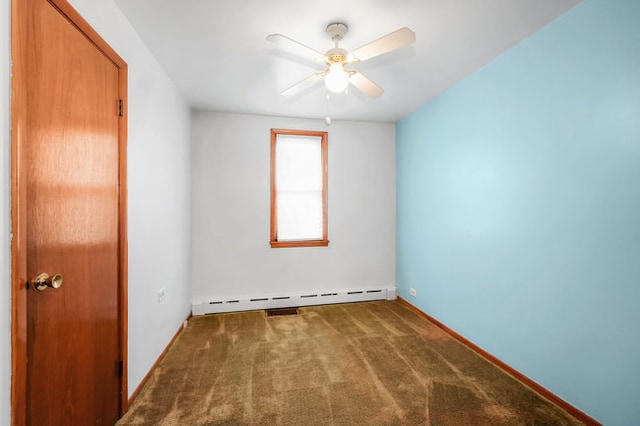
276, 135, 322, 191
277, 190, 323, 240
275, 135, 323, 241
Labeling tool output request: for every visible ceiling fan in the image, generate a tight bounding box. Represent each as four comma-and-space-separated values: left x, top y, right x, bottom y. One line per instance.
267, 23, 415, 98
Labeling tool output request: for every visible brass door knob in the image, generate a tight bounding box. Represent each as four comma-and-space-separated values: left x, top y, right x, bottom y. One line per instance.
31, 273, 63, 291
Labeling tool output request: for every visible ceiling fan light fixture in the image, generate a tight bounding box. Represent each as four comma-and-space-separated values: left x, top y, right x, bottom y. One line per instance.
325, 62, 349, 93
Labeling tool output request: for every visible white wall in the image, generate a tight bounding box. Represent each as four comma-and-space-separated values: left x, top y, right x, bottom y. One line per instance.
1, 0, 11, 423
191, 112, 396, 303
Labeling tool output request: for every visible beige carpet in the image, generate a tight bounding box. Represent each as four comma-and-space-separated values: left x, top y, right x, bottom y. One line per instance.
118, 301, 582, 425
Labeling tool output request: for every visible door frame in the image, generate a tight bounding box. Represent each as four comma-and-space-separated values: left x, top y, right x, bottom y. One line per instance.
10, 0, 129, 423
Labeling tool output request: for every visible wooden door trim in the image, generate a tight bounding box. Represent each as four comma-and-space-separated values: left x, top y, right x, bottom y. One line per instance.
10, 0, 129, 423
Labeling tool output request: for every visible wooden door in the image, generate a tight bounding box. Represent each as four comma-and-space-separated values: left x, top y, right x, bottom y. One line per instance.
11, 0, 128, 424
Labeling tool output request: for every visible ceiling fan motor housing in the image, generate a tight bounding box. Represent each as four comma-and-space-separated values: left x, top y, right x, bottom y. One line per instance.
326, 48, 348, 64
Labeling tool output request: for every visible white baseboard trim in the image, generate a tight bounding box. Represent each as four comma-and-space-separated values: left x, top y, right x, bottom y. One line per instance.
192, 286, 397, 315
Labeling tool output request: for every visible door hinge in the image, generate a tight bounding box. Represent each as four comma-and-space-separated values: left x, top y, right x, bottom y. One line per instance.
117, 359, 123, 377
118, 99, 124, 117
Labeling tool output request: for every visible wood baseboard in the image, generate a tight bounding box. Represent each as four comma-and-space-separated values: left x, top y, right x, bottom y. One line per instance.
124, 314, 192, 409
396, 297, 601, 426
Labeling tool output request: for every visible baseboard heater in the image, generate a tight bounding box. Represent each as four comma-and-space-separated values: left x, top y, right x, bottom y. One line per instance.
192, 286, 396, 315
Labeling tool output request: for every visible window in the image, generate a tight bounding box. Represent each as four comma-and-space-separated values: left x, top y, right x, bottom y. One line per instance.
270, 129, 329, 248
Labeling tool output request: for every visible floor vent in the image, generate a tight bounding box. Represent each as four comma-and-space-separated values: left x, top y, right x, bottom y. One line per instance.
265, 307, 299, 317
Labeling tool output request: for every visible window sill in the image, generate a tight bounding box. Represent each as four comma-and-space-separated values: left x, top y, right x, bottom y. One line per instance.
270, 240, 330, 248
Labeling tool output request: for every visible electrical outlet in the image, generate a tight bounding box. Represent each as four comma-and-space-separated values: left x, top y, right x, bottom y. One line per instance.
158, 288, 166, 303
409, 287, 417, 297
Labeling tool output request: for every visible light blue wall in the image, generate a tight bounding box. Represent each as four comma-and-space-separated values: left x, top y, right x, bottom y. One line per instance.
396, 0, 640, 424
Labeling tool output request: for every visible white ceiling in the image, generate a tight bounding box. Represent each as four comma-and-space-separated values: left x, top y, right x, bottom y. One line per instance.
113, 0, 580, 123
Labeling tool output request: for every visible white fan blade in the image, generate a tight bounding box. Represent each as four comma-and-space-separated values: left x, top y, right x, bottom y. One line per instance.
350, 27, 416, 62
281, 73, 323, 96
266, 34, 327, 64
350, 71, 384, 98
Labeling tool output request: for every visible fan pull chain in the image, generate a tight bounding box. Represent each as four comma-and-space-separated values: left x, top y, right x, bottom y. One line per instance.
325, 93, 331, 126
